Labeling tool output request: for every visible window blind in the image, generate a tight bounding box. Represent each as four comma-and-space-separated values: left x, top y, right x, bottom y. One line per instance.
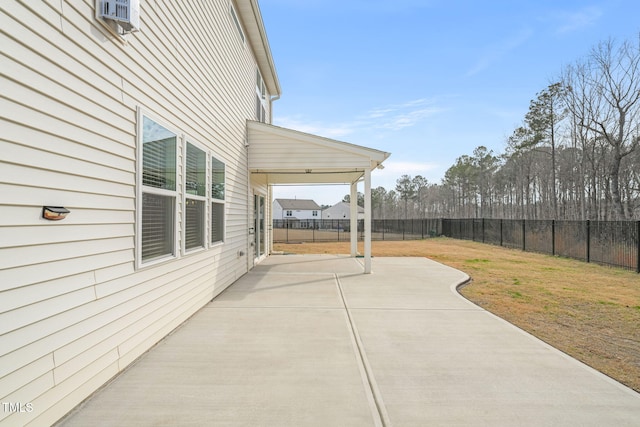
141, 193, 174, 261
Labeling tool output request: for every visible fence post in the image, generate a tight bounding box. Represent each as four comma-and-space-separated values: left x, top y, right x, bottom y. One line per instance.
552, 219, 555, 256
636, 221, 640, 273
482, 218, 486, 243
586, 220, 591, 264
472, 219, 475, 242
522, 219, 526, 252
500, 219, 503, 247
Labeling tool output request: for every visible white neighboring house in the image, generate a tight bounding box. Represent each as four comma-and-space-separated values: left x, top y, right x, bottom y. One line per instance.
273, 199, 321, 220
1, 1, 388, 425
273, 199, 321, 228
322, 201, 365, 220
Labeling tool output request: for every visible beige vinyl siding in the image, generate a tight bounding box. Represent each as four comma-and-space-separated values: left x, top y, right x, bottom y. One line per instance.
1, 0, 264, 425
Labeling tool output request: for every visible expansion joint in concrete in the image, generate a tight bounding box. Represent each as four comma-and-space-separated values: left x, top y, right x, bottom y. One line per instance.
334, 274, 391, 427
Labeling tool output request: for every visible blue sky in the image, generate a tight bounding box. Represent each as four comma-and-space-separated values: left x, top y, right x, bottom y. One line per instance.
260, 0, 640, 206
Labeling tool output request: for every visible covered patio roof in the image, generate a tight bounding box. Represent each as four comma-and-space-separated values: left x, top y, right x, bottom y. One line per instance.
247, 121, 390, 185
247, 120, 391, 273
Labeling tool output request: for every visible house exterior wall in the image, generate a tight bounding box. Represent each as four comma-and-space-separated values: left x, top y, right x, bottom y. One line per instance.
273, 203, 320, 220
322, 202, 365, 220
0, 1, 271, 425
272, 199, 285, 219
290, 210, 320, 220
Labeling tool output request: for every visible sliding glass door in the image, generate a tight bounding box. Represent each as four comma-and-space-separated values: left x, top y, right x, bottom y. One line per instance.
254, 194, 265, 260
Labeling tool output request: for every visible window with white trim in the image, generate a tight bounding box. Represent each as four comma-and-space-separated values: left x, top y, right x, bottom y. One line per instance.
138, 112, 227, 266
185, 142, 207, 251
256, 69, 267, 122
211, 155, 225, 244
140, 115, 178, 262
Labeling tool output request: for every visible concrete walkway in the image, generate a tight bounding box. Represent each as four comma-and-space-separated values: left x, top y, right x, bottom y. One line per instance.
60, 255, 640, 426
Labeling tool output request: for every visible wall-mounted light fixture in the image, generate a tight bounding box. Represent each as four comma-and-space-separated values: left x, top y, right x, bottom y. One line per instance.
43, 206, 70, 221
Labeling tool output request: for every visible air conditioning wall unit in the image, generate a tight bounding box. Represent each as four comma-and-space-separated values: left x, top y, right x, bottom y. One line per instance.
100, 0, 140, 33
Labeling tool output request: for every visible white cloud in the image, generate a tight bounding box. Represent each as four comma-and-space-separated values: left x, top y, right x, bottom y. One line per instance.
275, 98, 445, 139
554, 6, 602, 34
365, 108, 396, 119
361, 98, 445, 130
466, 28, 534, 77
378, 107, 443, 131
380, 160, 439, 174
372, 160, 441, 189
273, 116, 356, 139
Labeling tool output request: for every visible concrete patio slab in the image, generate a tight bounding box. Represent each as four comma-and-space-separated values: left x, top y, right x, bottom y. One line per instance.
351, 308, 635, 426
59, 306, 378, 426
58, 255, 640, 427
210, 272, 343, 308
254, 254, 364, 275
339, 257, 474, 310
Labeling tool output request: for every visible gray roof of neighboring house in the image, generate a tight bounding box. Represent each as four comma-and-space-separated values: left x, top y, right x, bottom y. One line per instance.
333, 201, 364, 213
275, 199, 321, 210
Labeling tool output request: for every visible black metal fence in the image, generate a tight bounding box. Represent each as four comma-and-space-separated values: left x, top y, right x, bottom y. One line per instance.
273, 218, 640, 272
442, 219, 640, 273
273, 219, 442, 243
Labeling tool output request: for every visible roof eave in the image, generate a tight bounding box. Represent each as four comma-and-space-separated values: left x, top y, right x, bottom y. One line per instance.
236, 0, 282, 97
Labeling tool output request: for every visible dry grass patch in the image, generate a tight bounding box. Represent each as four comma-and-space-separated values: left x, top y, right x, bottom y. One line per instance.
274, 238, 640, 392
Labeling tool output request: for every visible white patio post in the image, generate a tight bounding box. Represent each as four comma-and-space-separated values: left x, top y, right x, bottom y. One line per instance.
364, 168, 372, 274
268, 184, 273, 255
350, 181, 358, 257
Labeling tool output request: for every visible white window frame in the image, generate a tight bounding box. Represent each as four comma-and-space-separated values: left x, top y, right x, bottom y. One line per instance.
136, 109, 180, 268
136, 109, 228, 268
183, 139, 209, 254
210, 154, 226, 246
256, 69, 267, 122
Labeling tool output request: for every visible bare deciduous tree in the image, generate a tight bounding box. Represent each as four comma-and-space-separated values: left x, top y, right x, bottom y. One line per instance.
562, 37, 640, 219
364, 34, 640, 221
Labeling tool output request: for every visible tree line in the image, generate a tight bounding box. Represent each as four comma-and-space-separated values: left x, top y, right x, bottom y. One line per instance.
346, 34, 640, 220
